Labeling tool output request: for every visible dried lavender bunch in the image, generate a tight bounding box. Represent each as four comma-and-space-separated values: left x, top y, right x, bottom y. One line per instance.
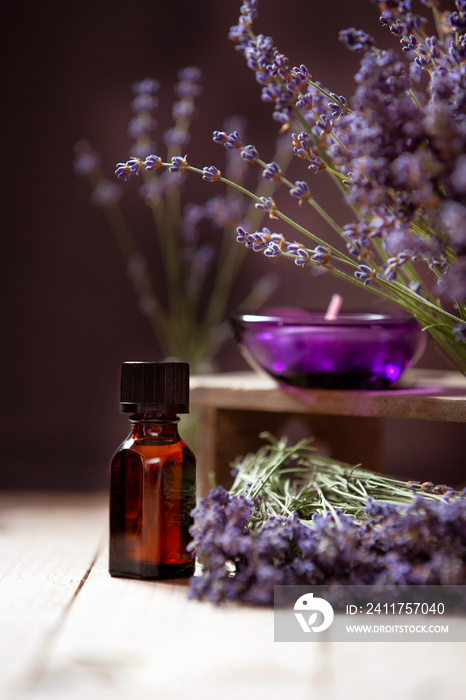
75, 70, 285, 371
228, 432, 459, 521
116, 1, 466, 375
187, 436, 466, 605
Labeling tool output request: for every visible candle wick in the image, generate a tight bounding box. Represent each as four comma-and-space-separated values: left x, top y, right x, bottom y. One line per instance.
324, 294, 343, 320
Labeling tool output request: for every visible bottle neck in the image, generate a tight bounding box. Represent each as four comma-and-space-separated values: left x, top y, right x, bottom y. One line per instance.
128, 413, 181, 441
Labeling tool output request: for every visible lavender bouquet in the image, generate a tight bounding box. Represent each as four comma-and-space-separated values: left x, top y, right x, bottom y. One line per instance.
188, 434, 466, 604
117, 0, 466, 375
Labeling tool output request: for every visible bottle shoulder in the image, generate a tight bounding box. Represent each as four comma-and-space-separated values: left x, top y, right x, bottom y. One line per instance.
117, 430, 181, 448
111, 427, 196, 464
112, 437, 192, 460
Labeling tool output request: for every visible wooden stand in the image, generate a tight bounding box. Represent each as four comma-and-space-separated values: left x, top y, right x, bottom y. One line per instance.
191, 369, 466, 496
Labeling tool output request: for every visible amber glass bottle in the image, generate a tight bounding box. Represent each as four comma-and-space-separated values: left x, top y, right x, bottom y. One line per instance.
109, 362, 196, 580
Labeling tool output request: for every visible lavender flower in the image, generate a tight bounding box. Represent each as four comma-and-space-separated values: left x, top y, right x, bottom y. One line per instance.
202, 166, 222, 182
310, 246, 331, 265
172, 99, 195, 120
169, 155, 189, 173
213, 130, 243, 149
339, 28, 375, 53
401, 34, 417, 52
264, 242, 283, 256
225, 131, 242, 149
212, 130, 229, 145
327, 93, 348, 117
289, 180, 311, 203
240, 144, 259, 161
384, 252, 412, 282
450, 9, 466, 32
132, 78, 160, 95
251, 230, 271, 252
262, 161, 282, 180
355, 264, 376, 285
144, 154, 162, 171
188, 485, 466, 605
174, 66, 203, 99
287, 242, 306, 256
291, 132, 312, 159
294, 248, 311, 266
115, 157, 142, 180
236, 225, 254, 247
453, 323, 466, 342
128, 78, 160, 158
254, 196, 278, 217
131, 92, 159, 114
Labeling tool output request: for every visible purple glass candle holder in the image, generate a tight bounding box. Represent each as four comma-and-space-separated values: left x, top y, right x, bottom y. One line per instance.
231, 310, 427, 390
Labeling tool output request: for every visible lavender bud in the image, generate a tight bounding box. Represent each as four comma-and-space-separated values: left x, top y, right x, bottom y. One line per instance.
131, 93, 159, 113
144, 154, 162, 171
294, 248, 311, 266
339, 28, 375, 53
355, 264, 376, 285
262, 162, 282, 180
169, 155, 189, 174
255, 197, 277, 216
310, 246, 331, 264
264, 242, 282, 256
290, 180, 311, 202
241, 144, 259, 162
202, 166, 222, 182
132, 78, 160, 95
115, 158, 142, 180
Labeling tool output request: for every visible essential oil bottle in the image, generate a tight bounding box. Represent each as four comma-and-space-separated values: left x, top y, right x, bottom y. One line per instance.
109, 361, 197, 580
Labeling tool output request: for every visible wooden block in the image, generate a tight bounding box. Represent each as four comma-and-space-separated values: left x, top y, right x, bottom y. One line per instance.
191, 370, 466, 423
190, 370, 466, 496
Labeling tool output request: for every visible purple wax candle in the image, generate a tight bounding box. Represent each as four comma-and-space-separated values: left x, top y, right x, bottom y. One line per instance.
231, 311, 427, 390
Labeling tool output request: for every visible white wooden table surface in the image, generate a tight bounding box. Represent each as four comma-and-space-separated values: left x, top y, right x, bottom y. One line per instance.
1, 492, 464, 700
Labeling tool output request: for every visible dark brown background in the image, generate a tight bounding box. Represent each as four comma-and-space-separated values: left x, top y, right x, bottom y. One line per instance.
2, 0, 464, 490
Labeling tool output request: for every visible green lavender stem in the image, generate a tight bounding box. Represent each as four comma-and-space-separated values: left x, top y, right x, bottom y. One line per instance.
230, 433, 461, 527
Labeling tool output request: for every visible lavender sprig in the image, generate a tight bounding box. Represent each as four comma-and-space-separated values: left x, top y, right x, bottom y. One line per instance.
115, 152, 466, 362
77, 69, 283, 371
